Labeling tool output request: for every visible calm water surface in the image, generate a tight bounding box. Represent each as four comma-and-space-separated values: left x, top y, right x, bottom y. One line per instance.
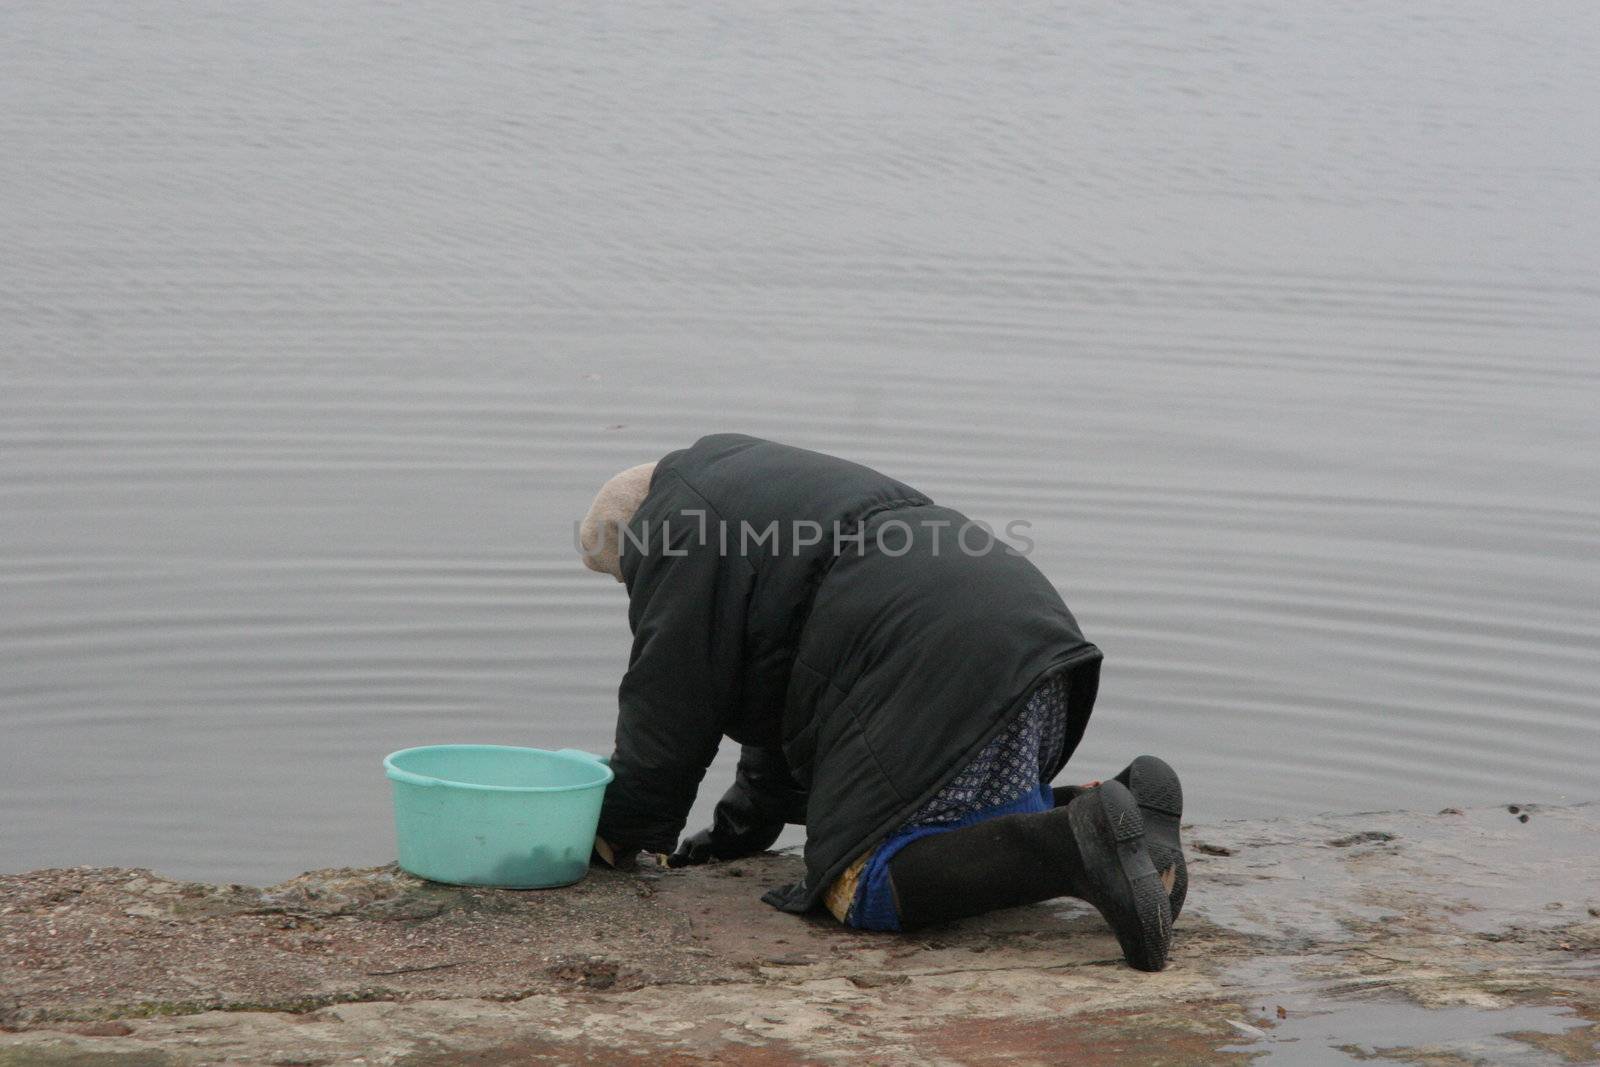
3, 2, 1597, 883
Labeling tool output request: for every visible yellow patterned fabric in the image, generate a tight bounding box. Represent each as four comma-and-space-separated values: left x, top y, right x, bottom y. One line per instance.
822, 847, 877, 923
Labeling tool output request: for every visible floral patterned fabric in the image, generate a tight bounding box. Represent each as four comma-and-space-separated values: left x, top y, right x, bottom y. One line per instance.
902, 673, 1068, 829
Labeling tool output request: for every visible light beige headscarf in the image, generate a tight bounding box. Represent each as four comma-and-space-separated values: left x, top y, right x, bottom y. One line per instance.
578, 462, 657, 581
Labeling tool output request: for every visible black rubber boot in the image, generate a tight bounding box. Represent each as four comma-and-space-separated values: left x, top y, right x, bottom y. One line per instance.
1055, 755, 1186, 921
887, 780, 1173, 971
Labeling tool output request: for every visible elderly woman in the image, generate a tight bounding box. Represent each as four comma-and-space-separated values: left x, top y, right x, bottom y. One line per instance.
577, 433, 1183, 971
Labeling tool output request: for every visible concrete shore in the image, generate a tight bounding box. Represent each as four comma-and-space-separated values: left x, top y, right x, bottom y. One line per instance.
2, 803, 1596, 1065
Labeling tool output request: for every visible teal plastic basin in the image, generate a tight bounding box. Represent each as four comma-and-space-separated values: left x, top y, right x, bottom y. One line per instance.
383, 745, 613, 889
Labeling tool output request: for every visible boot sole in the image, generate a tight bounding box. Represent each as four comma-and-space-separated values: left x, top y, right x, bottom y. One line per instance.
1067, 779, 1173, 972
1118, 755, 1187, 922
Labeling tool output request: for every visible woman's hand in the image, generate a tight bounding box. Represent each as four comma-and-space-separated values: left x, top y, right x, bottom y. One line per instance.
666, 827, 718, 868
592, 836, 636, 870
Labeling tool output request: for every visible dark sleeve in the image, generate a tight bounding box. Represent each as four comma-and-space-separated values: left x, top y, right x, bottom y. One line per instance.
596, 490, 750, 854
708, 744, 809, 853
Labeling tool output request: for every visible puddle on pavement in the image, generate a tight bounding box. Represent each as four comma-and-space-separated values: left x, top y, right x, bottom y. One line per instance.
1218, 1000, 1591, 1065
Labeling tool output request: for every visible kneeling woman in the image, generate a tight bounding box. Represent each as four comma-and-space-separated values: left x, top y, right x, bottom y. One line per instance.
578, 434, 1184, 971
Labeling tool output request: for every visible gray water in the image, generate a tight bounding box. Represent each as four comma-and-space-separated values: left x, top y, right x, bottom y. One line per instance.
3, 2, 1597, 885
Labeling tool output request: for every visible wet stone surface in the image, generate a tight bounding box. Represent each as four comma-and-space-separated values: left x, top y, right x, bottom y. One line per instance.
0, 804, 1595, 1065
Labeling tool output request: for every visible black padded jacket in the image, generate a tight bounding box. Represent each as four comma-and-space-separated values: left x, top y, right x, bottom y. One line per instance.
595, 433, 1102, 913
